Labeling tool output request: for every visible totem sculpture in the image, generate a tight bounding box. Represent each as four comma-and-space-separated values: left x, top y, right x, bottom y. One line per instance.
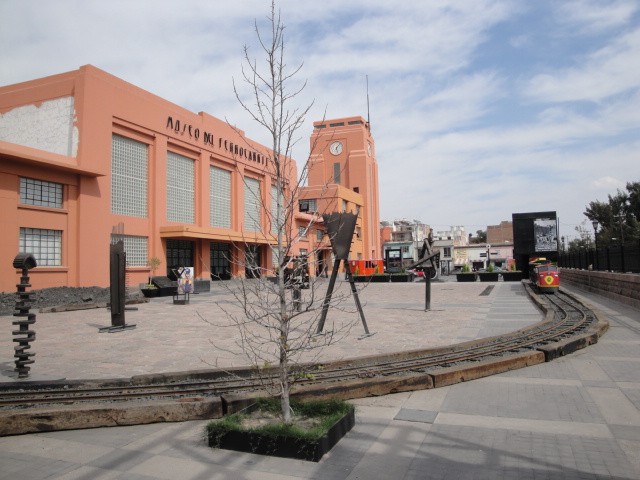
12, 253, 37, 378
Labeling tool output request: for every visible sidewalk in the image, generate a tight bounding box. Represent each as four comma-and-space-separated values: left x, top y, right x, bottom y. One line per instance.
1, 280, 639, 479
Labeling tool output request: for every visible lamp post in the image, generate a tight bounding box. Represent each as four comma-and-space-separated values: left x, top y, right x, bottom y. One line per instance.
591, 220, 599, 271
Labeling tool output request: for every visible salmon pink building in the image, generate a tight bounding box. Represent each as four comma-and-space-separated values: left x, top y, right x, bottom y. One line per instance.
296, 116, 381, 273
0, 65, 297, 292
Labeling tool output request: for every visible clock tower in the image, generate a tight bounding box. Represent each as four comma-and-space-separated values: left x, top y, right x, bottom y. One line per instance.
306, 116, 381, 260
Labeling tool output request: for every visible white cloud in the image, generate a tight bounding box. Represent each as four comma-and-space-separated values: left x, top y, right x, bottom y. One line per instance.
525, 28, 640, 103
556, 0, 638, 33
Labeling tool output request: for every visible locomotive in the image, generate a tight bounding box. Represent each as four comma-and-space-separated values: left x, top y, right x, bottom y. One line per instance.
529, 257, 559, 294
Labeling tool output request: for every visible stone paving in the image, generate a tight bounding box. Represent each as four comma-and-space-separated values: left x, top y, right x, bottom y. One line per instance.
1, 278, 639, 479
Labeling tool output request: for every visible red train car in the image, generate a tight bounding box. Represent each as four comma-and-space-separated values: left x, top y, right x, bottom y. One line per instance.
529, 257, 559, 294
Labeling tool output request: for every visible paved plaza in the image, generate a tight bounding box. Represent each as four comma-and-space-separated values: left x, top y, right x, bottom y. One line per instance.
1, 279, 639, 479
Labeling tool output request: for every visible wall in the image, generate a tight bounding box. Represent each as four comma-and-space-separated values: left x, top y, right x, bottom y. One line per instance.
560, 268, 640, 309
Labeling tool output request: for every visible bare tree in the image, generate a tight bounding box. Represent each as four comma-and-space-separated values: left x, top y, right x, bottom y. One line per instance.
205, 1, 362, 424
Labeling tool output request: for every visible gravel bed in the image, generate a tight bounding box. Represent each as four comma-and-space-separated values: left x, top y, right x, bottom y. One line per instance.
0, 286, 112, 316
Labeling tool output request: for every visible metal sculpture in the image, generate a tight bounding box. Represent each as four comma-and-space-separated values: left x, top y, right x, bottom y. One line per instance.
408, 234, 440, 311
12, 253, 37, 378
316, 212, 371, 336
100, 240, 136, 332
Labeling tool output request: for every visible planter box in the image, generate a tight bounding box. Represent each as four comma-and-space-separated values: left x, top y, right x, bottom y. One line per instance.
456, 273, 477, 282
501, 271, 523, 282
371, 274, 390, 282
390, 273, 415, 282
208, 402, 355, 462
478, 272, 500, 282
140, 288, 159, 298
351, 275, 368, 282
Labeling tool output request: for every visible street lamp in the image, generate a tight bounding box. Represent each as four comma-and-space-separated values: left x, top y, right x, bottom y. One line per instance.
591, 220, 599, 271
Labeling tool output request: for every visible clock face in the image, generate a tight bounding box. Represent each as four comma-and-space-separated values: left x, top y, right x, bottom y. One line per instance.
329, 141, 343, 156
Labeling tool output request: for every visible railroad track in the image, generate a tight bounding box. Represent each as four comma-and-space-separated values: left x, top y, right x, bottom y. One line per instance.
0, 284, 609, 436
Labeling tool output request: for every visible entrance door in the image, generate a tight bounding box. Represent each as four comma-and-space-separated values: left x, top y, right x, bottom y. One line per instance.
166, 239, 194, 280
210, 242, 231, 280
245, 245, 262, 279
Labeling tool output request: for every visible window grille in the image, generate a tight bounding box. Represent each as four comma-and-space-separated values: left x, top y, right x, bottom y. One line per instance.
19, 228, 62, 266
167, 151, 195, 223
244, 177, 261, 231
19, 177, 63, 208
110, 234, 148, 267
333, 163, 341, 184
111, 135, 148, 217
210, 167, 231, 228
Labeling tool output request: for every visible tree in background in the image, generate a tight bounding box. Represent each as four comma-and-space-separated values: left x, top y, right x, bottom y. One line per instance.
470, 229, 487, 244
584, 181, 640, 247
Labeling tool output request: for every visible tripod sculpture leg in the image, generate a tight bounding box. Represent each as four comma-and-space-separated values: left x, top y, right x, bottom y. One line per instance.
344, 262, 370, 334
316, 258, 341, 334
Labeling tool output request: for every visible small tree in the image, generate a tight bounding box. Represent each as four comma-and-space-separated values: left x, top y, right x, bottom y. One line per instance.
205, 1, 362, 424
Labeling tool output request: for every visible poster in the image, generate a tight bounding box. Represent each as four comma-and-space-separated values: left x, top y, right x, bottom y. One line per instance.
177, 266, 193, 294
534, 219, 557, 252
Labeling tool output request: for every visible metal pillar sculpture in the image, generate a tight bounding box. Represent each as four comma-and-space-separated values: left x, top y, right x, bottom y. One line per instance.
100, 241, 136, 332
316, 212, 371, 336
12, 253, 38, 378
408, 236, 440, 311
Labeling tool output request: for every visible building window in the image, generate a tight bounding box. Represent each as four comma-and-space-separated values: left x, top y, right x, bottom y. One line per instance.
356, 226, 361, 239
210, 166, 231, 228
299, 199, 316, 212
167, 152, 195, 223
329, 122, 344, 127
111, 135, 148, 218
316, 229, 324, 241
271, 186, 279, 235
342, 200, 347, 212
19, 177, 63, 208
19, 228, 61, 266
244, 177, 261, 231
443, 247, 452, 257
402, 245, 410, 254
298, 226, 307, 238
111, 234, 148, 267
333, 163, 341, 184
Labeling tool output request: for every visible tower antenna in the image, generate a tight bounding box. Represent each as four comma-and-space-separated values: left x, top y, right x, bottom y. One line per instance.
366, 75, 371, 128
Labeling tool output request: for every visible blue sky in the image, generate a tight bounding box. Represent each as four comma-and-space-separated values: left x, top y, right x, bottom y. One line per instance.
1, 0, 639, 242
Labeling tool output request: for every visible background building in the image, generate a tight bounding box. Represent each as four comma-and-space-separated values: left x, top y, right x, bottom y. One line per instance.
0, 65, 297, 291
487, 220, 514, 245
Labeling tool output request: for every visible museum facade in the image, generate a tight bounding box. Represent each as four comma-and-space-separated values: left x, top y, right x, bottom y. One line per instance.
0, 65, 300, 292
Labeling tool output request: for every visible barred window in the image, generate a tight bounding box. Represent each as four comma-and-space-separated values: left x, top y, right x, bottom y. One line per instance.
111, 135, 148, 217
110, 234, 148, 267
167, 151, 195, 223
210, 166, 231, 228
333, 163, 341, 184
19, 228, 62, 266
244, 177, 261, 231
20, 177, 63, 208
